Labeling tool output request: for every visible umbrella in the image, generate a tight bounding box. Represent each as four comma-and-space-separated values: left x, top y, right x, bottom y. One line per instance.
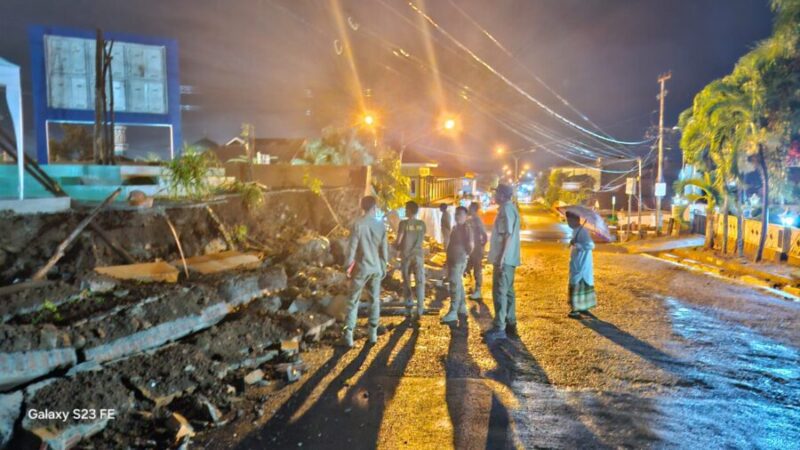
558, 205, 614, 242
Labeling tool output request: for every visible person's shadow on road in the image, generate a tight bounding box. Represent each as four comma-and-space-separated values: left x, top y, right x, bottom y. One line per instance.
236, 321, 419, 450
466, 298, 607, 449
579, 314, 695, 379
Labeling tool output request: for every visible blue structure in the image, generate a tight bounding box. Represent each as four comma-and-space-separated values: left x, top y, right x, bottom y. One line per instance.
29, 25, 181, 163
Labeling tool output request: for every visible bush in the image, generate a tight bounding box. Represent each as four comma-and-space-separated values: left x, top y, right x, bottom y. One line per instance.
164, 146, 218, 199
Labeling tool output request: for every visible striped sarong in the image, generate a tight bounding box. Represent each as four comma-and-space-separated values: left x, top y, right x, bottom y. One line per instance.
569, 280, 596, 312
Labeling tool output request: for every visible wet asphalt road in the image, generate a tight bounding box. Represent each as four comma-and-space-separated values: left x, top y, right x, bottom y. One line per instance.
203, 206, 800, 449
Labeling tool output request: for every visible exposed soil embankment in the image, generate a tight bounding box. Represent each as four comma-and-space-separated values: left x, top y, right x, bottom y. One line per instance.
0, 189, 360, 284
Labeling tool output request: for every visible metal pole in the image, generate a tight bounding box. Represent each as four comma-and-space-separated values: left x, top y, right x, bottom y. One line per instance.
627, 188, 632, 240
514, 156, 519, 185
399, 131, 405, 164
637, 157, 643, 234
656, 72, 671, 234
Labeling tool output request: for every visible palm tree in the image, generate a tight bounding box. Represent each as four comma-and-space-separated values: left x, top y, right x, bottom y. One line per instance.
679, 81, 747, 255
675, 173, 723, 249
678, 0, 800, 262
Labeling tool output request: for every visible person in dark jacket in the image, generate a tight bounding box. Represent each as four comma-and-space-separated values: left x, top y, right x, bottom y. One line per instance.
466, 201, 488, 300
440, 203, 452, 250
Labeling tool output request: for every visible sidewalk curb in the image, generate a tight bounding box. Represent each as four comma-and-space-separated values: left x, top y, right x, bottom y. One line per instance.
640, 253, 800, 302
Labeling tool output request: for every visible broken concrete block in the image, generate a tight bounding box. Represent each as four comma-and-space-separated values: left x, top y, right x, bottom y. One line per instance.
288, 297, 313, 314
303, 317, 337, 342
217, 267, 287, 309
80, 273, 118, 294
83, 302, 229, 363
289, 234, 333, 267
166, 412, 195, 442
65, 360, 103, 377
243, 369, 265, 385
232, 350, 279, 372
255, 296, 282, 314
199, 397, 223, 425
0, 348, 77, 391
275, 361, 306, 383
22, 370, 132, 450
0, 391, 22, 448
95, 261, 179, 283
280, 337, 300, 353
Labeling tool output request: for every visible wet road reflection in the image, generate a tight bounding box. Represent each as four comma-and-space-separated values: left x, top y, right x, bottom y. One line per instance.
652, 297, 800, 448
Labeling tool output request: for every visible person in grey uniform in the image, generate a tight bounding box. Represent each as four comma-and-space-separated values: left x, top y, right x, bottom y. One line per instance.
395, 201, 426, 320
440, 203, 452, 250
466, 201, 488, 300
342, 196, 388, 348
441, 206, 474, 324
484, 184, 521, 342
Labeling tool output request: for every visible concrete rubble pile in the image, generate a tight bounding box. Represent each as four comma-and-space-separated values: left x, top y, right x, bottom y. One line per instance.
0, 230, 357, 449
0, 213, 452, 448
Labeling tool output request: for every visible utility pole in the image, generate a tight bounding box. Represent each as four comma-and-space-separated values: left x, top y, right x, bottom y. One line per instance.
655, 72, 671, 234
627, 184, 633, 239
637, 157, 643, 234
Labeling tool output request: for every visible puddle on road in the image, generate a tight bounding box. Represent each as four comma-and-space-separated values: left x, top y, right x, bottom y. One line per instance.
652, 297, 800, 448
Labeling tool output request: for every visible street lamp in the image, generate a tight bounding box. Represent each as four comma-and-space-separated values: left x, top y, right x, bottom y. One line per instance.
397, 115, 461, 163
363, 114, 375, 127
496, 145, 536, 185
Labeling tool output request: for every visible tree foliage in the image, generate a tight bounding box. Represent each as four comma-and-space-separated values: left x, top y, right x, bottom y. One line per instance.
678, 0, 800, 260
164, 146, 219, 199
292, 126, 410, 210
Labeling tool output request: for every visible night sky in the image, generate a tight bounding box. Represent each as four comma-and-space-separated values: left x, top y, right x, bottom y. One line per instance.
0, 0, 774, 170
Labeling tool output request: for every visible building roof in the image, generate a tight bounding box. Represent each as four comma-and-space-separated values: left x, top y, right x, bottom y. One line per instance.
190, 137, 220, 152
400, 147, 438, 166
213, 137, 306, 164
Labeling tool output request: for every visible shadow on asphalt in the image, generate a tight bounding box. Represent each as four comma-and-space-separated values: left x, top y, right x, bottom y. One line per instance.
466, 298, 607, 449
579, 315, 696, 380
236, 321, 419, 449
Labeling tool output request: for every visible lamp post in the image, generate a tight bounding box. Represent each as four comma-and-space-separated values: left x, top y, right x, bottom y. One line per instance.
496, 145, 536, 185
361, 112, 459, 164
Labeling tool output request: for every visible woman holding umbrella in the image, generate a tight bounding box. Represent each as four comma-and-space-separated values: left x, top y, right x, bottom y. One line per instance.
566, 211, 597, 318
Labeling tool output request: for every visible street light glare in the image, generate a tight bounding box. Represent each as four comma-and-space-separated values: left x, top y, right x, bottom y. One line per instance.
363, 114, 375, 126
495, 145, 505, 155
443, 118, 456, 130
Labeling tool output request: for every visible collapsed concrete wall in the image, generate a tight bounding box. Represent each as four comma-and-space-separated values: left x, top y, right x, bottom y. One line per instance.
0, 188, 361, 284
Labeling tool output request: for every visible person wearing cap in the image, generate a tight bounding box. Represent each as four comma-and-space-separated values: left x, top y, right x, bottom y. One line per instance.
342, 196, 389, 348
484, 183, 521, 342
